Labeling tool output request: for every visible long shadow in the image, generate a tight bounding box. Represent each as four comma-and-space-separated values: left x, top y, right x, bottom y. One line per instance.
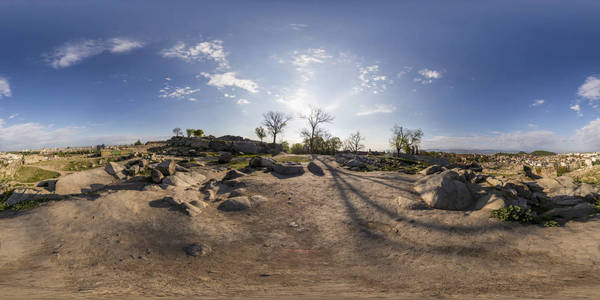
330, 166, 417, 194
319, 158, 508, 234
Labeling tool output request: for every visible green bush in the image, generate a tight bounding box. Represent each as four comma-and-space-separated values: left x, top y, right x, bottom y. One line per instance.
491, 205, 536, 224
556, 166, 569, 177
543, 220, 559, 227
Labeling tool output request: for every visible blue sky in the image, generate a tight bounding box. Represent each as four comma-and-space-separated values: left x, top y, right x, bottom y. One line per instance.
1, 0, 600, 152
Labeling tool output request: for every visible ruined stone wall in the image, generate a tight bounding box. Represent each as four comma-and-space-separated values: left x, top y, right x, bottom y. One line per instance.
149, 136, 283, 156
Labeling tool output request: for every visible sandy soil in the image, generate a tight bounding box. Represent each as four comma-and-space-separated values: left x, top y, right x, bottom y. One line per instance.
1, 156, 600, 299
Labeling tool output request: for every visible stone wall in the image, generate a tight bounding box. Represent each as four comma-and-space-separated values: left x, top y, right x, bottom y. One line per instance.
149, 136, 283, 156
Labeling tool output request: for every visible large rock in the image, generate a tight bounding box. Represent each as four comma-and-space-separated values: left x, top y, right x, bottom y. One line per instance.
5, 187, 54, 206
419, 165, 444, 176
217, 196, 251, 211
307, 161, 324, 176
161, 172, 206, 188
273, 162, 304, 175
414, 170, 475, 210
231, 141, 259, 154
249, 157, 276, 169
149, 167, 164, 183
223, 169, 246, 181
105, 162, 126, 180
474, 193, 507, 210
485, 176, 503, 187
55, 168, 116, 195
218, 152, 233, 164
157, 160, 176, 176
543, 202, 596, 220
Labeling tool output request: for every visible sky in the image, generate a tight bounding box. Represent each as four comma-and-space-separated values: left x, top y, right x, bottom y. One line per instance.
1, 0, 600, 152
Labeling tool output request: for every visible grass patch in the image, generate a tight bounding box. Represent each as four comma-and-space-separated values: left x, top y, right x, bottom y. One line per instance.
13, 166, 60, 183
273, 155, 312, 163
491, 205, 536, 224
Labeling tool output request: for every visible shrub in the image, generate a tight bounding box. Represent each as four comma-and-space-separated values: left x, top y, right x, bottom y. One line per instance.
556, 166, 569, 177
290, 143, 305, 154
491, 205, 536, 224
543, 220, 560, 227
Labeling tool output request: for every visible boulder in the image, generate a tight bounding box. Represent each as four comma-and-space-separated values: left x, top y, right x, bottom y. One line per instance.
543, 202, 596, 220
217, 196, 251, 211
55, 168, 116, 195
5, 187, 54, 206
273, 162, 304, 175
125, 165, 140, 176
105, 162, 126, 180
414, 170, 475, 210
161, 172, 206, 188
486, 176, 503, 187
36, 179, 57, 192
175, 165, 190, 172
223, 169, 246, 181
419, 165, 444, 176
157, 160, 176, 176
249, 157, 276, 169
307, 161, 324, 176
345, 159, 366, 169
231, 141, 259, 154
228, 188, 247, 198
503, 180, 532, 199
138, 159, 149, 168
218, 152, 233, 164
474, 193, 507, 210
184, 243, 212, 257
149, 167, 164, 184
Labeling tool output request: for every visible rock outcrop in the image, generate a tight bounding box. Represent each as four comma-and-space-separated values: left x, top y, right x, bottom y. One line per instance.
414, 170, 475, 210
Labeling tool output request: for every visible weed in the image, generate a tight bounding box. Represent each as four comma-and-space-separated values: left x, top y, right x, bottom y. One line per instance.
491, 205, 536, 224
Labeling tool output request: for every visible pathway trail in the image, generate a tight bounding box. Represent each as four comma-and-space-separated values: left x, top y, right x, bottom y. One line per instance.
1, 156, 600, 299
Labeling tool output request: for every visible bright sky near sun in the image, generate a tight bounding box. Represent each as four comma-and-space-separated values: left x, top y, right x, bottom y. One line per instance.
1, 0, 600, 152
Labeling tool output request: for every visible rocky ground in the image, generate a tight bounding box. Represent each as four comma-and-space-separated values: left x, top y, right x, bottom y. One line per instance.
1, 154, 600, 299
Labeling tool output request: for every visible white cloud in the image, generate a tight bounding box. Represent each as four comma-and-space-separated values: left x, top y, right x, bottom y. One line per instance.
161, 40, 229, 69
575, 118, 600, 150
356, 104, 396, 116
199, 72, 258, 93
355, 65, 390, 94
237, 98, 250, 105
8, 113, 18, 119
289, 23, 309, 31
0, 77, 11, 98
159, 85, 200, 99
47, 38, 144, 68
570, 103, 582, 117
109, 38, 143, 53
224, 93, 236, 98
187, 97, 197, 102
414, 68, 443, 84
530, 99, 545, 107
397, 66, 412, 78
577, 76, 600, 101
291, 48, 332, 81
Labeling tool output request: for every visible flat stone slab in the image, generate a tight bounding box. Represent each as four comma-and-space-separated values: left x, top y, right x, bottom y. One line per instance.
55, 168, 116, 195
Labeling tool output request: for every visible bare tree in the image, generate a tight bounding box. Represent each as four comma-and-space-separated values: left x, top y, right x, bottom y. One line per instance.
262, 111, 292, 144
344, 131, 365, 154
172, 127, 182, 137
255, 126, 266, 142
302, 107, 334, 153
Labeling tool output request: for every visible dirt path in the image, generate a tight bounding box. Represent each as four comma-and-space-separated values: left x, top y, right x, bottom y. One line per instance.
1, 157, 600, 299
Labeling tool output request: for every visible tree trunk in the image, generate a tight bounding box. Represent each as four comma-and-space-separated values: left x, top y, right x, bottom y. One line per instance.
272, 134, 277, 144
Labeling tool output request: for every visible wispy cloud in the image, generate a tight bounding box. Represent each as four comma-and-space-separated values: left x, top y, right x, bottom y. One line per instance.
161, 40, 229, 69
354, 65, 390, 94
414, 68, 443, 84
291, 48, 332, 81
356, 104, 396, 116
289, 23, 309, 31
530, 99, 545, 107
0, 76, 11, 98
237, 98, 250, 105
199, 72, 258, 93
423, 130, 564, 152
158, 82, 200, 100
46, 38, 143, 68
109, 38, 144, 53
397, 66, 412, 78
570, 103, 582, 117
8, 113, 19, 119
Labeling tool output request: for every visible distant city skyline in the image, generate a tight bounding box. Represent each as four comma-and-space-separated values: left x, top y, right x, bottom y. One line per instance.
1, 1, 600, 152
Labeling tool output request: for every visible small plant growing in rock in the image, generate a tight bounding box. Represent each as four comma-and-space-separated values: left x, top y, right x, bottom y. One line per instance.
491, 205, 536, 224
543, 220, 560, 227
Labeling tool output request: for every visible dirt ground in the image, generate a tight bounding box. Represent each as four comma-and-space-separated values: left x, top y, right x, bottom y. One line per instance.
1, 156, 600, 299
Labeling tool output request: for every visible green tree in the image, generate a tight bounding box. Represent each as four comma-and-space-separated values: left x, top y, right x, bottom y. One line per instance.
134, 139, 142, 146
186, 129, 193, 138
193, 129, 204, 137
172, 127, 182, 137
255, 126, 266, 142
